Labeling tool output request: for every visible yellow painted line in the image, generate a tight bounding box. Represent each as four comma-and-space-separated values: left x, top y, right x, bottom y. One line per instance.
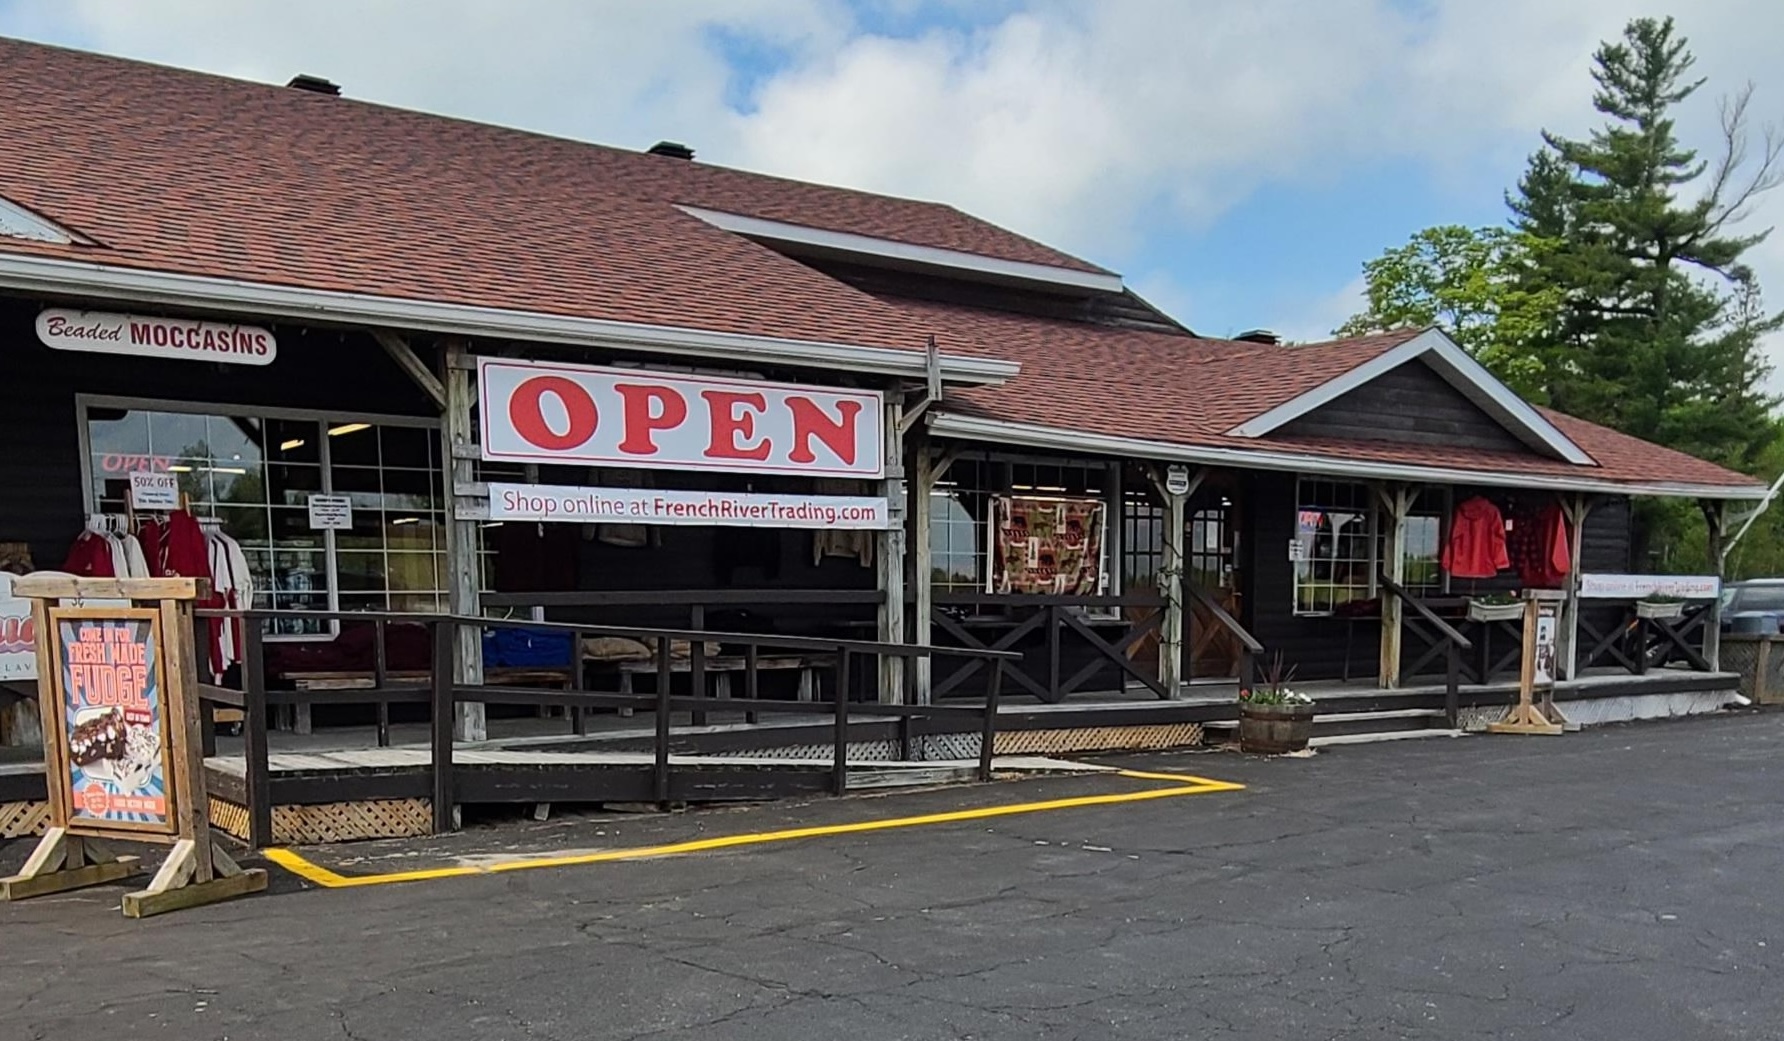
262, 768, 1243, 889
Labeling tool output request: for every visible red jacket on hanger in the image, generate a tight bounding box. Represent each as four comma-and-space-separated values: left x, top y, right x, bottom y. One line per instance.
62, 531, 116, 577
1441, 497, 1510, 579
1512, 502, 1572, 588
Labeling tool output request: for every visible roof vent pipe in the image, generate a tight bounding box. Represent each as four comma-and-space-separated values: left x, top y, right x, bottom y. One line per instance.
1234, 329, 1281, 345
647, 141, 696, 160
287, 74, 341, 96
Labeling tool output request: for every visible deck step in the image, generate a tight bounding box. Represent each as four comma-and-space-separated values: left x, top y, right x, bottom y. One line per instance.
1205, 707, 1448, 738
1309, 729, 1467, 748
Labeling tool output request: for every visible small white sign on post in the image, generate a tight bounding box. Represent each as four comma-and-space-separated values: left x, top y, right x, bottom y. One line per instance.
1164, 464, 1192, 497
1287, 539, 1308, 563
1533, 606, 1558, 686
306, 494, 353, 531
128, 471, 180, 511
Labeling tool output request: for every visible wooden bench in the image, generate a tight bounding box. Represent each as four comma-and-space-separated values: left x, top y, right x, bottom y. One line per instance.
279, 666, 575, 734
610, 654, 835, 703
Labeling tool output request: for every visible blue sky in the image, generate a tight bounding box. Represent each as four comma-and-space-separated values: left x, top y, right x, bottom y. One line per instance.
2, 1, 1780, 355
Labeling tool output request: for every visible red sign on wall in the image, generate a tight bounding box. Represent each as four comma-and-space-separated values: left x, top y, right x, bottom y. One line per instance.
478, 359, 885, 478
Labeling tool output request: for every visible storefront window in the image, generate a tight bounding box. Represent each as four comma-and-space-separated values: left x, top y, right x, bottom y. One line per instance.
1402, 489, 1448, 596
1293, 480, 1448, 615
1122, 488, 1164, 590
83, 401, 443, 637
1293, 480, 1376, 615
929, 458, 1113, 593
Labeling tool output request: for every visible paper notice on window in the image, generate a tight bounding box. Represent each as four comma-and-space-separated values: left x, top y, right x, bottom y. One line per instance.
306, 494, 353, 531
128, 471, 180, 511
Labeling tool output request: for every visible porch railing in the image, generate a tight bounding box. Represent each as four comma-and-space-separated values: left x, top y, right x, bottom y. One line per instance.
1578, 601, 1715, 675
195, 609, 1018, 846
1183, 576, 1264, 693
927, 591, 1167, 703
1380, 573, 1472, 727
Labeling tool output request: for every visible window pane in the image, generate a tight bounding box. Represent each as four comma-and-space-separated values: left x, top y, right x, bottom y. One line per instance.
266, 464, 324, 507
147, 411, 210, 460
379, 426, 434, 469
336, 552, 387, 592
326, 422, 380, 467
204, 414, 264, 474
267, 419, 321, 465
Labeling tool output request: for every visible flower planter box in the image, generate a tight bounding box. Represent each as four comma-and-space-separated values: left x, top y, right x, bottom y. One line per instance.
1467, 600, 1526, 624
1239, 702, 1316, 755
1636, 600, 1685, 620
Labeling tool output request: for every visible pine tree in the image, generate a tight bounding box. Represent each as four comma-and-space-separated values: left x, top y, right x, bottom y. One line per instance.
1508, 16, 1782, 471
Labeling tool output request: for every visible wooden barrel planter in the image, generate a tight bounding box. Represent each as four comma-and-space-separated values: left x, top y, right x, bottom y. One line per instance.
1239, 702, 1316, 754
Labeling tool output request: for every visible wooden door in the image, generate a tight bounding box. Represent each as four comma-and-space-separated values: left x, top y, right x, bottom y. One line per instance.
1187, 501, 1242, 679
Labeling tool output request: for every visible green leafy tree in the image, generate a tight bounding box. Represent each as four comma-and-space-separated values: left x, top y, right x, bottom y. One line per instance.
1335, 225, 1559, 398
1343, 17, 1784, 566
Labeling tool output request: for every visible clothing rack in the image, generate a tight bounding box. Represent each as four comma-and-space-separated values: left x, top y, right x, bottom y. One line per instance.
85, 512, 130, 536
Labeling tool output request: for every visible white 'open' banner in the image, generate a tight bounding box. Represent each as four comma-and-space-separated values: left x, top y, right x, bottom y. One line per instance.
478, 359, 884, 478
488, 483, 893, 529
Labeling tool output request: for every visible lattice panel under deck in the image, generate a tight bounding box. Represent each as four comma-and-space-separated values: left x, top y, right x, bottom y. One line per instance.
993, 724, 1204, 756
0, 800, 50, 838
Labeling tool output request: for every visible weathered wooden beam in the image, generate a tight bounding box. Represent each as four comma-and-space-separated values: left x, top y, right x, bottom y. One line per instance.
373, 330, 447, 409
878, 398, 907, 704
441, 339, 486, 741
1144, 465, 1203, 699
1375, 483, 1414, 689
1703, 499, 1728, 672
909, 441, 935, 704
1557, 495, 1595, 680
13, 575, 201, 600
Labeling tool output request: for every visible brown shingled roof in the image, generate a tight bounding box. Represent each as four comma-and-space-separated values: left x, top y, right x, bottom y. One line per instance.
896, 297, 1759, 491
0, 38, 1093, 355
0, 39, 1758, 494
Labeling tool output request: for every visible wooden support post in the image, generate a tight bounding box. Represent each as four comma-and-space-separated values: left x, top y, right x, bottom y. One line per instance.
1143, 465, 1203, 697
242, 624, 273, 848
441, 339, 486, 742
654, 637, 672, 807
1488, 597, 1564, 735
833, 649, 851, 795
1376, 484, 1414, 689
1146, 466, 1201, 699
909, 446, 957, 705
1557, 495, 1594, 680
878, 398, 907, 704
430, 619, 457, 834
1703, 499, 1728, 672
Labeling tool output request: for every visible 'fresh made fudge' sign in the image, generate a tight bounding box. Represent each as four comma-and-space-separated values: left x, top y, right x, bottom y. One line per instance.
54, 611, 174, 832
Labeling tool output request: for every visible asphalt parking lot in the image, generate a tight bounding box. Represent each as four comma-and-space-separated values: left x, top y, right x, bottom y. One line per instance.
5, 712, 1783, 1040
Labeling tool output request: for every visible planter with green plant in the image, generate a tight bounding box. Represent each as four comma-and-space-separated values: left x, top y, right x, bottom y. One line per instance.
1466, 593, 1525, 623
1238, 653, 1315, 754
1636, 594, 1685, 620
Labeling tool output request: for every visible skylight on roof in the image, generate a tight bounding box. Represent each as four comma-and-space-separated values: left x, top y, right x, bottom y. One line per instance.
0, 195, 78, 244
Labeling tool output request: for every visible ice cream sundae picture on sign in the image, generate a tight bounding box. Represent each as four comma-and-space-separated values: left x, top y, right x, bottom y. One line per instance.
52, 609, 174, 833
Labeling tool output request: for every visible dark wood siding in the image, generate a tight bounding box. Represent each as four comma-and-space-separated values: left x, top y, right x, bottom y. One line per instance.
1275, 360, 1531, 453
1240, 470, 1379, 681
0, 296, 438, 571
1239, 474, 1636, 682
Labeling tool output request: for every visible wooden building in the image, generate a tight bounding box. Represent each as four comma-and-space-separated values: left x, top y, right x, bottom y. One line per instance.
0, 41, 1765, 836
